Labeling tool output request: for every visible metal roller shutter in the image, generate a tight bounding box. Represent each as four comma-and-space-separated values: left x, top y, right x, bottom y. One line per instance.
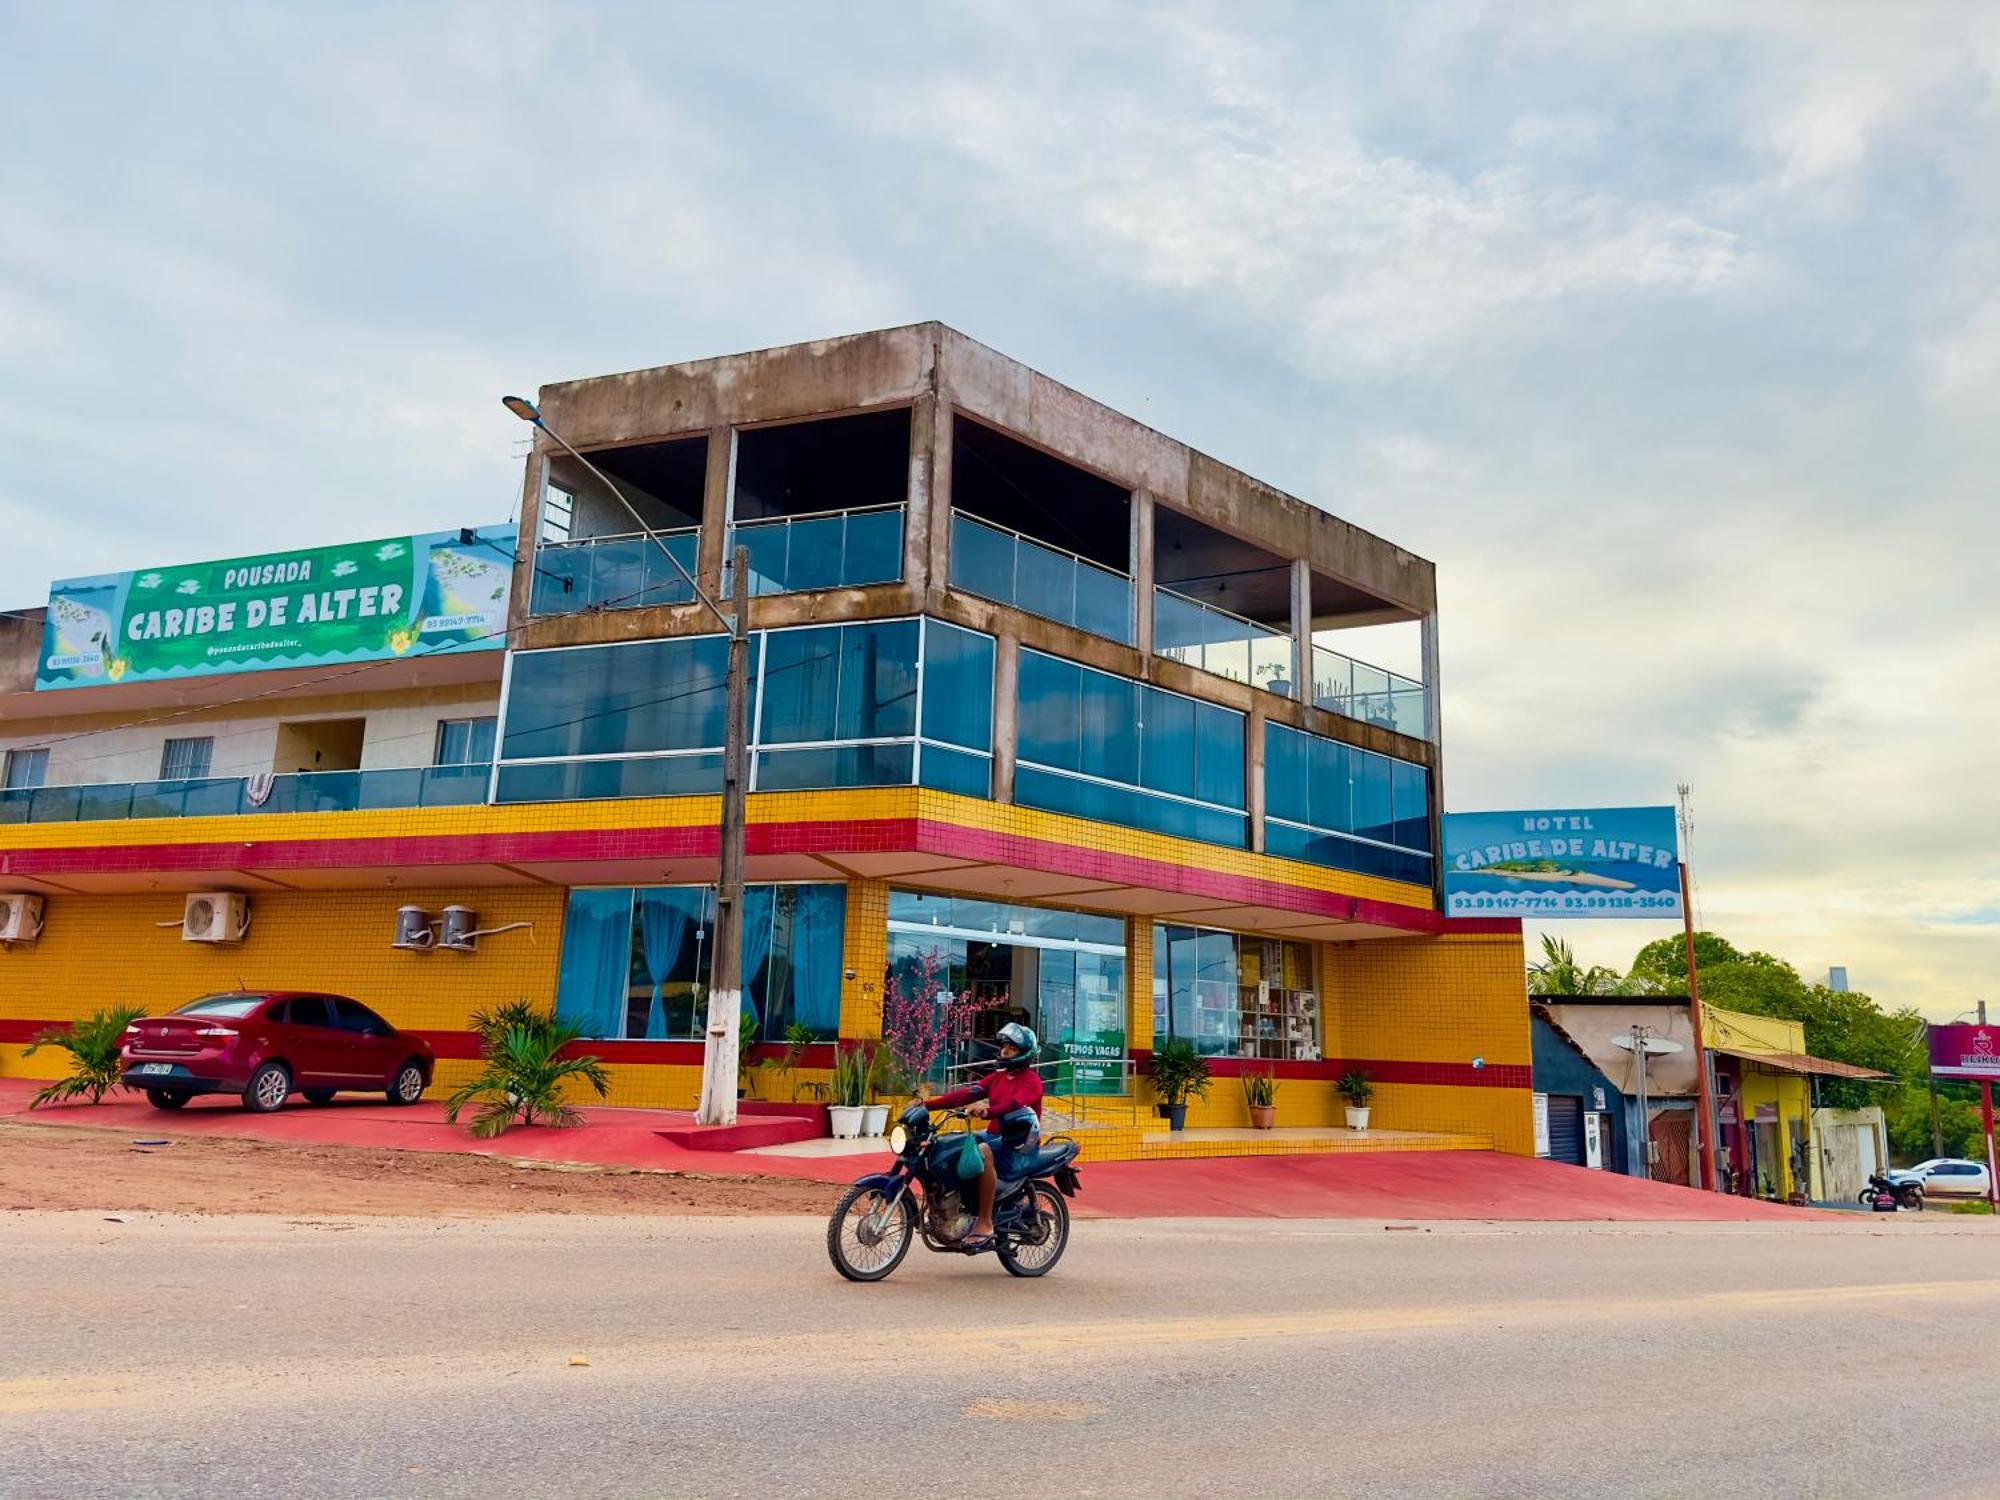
1545, 1095, 1585, 1166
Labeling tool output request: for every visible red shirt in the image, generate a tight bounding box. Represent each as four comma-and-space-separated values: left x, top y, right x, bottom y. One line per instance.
930, 1067, 1044, 1120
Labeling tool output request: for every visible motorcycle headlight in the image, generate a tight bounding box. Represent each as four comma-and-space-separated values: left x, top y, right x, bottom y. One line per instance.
888, 1124, 909, 1154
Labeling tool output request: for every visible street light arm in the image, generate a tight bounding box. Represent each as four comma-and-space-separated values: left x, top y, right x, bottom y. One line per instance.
519, 407, 737, 638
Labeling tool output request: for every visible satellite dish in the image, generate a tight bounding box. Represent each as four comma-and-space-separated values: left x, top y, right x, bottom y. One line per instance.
1614, 1035, 1685, 1055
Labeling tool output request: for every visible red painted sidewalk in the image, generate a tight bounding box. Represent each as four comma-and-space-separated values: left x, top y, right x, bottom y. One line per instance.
1, 1079, 1824, 1222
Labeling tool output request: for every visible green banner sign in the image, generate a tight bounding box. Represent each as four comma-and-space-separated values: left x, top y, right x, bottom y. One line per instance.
37, 526, 516, 690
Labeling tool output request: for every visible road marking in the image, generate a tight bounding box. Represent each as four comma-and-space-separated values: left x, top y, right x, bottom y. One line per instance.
989, 1279, 2000, 1354
0, 1378, 137, 1415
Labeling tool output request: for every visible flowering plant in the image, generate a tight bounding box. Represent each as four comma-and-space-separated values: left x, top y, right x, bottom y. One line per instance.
880, 945, 1000, 1095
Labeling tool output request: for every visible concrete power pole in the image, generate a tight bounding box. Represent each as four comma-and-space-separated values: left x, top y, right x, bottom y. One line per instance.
696, 547, 754, 1126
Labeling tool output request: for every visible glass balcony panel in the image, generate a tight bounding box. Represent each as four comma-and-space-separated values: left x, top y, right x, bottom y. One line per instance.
843, 507, 905, 585
76, 783, 136, 820
638, 533, 698, 607
1073, 563, 1132, 643
584, 536, 646, 610
532, 551, 586, 615
1013, 536, 1075, 623
1152, 587, 1206, 664
950, 514, 1017, 604
779, 513, 846, 593
918, 744, 992, 797
755, 743, 915, 791
180, 778, 245, 817
1249, 633, 1294, 696
421, 764, 492, 806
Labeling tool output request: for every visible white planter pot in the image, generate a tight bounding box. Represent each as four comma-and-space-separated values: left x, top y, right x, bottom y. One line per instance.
860, 1103, 889, 1137
829, 1105, 865, 1140
1344, 1106, 1370, 1131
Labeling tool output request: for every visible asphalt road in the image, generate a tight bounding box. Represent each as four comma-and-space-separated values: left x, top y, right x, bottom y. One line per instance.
4, 1210, 1997, 1499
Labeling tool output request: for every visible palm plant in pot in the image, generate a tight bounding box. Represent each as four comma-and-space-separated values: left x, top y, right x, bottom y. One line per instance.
1146, 1038, 1211, 1132
1338, 1069, 1374, 1130
1240, 1066, 1279, 1129
829, 1044, 870, 1139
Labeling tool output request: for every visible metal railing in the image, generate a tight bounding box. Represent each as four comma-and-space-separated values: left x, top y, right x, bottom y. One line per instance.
728, 503, 905, 596
0, 763, 493, 825
949, 512, 1133, 643
531, 526, 700, 615
1311, 642, 1426, 738
1152, 586, 1295, 692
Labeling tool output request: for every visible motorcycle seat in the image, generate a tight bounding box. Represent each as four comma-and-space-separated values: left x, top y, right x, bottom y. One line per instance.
1001, 1138, 1078, 1184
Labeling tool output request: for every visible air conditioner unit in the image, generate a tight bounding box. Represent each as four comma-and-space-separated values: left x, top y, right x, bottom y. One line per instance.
438, 905, 478, 952
392, 906, 436, 951
183, 892, 250, 944
0, 893, 45, 946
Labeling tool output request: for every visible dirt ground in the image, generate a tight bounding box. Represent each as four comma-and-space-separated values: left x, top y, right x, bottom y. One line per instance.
0, 1120, 842, 1218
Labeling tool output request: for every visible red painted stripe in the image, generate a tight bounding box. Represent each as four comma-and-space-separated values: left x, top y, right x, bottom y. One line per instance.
409, 1033, 839, 1067
1131, 1049, 1532, 1090
0, 1018, 55, 1044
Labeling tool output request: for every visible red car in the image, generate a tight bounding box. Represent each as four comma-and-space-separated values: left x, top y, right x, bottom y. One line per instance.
120, 992, 434, 1113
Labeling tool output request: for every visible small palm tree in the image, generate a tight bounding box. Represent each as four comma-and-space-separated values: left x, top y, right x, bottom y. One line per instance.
23, 1005, 147, 1108
468, 998, 552, 1044
1527, 934, 1625, 996
444, 1006, 610, 1139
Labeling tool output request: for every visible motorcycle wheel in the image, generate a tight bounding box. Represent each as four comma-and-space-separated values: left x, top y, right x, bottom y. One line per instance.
1902, 1190, 1925, 1212
827, 1182, 915, 1282
996, 1183, 1070, 1279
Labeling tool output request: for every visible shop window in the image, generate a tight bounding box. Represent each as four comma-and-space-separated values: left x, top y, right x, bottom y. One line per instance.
1153, 922, 1318, 1061
553, 883, 845, 1042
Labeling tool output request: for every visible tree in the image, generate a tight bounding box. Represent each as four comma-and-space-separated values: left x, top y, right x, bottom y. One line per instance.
23, 1006, 148, 1107
1526, 935, 1661, 996
444, 1006, 611, 1138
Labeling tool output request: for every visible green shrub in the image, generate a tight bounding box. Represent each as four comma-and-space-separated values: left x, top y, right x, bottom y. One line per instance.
24, 1006, 147, 1108
444, 1005, 609, 1138
1147, 1038, 1212, 1108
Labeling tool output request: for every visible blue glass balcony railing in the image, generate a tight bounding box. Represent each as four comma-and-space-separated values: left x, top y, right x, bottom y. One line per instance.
729, 504, 905, 596
949, 513, 1133, 643
0, 764, 493, 825
1153, 586, 1295, 693
1312, 644, 1427, 739
531, 528, 700, 616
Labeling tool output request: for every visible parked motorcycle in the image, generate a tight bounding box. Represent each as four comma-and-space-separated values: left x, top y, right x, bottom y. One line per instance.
827, 1101, 1082, 1281
1860, 1172, 1924, 1212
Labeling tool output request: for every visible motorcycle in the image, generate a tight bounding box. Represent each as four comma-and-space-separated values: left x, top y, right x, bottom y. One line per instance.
1859, 1172, 1924, 1212
826, 1101, 1082, 1281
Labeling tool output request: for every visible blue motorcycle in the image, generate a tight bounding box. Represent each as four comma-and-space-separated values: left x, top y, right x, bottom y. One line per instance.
826, 1101, 1082, 1281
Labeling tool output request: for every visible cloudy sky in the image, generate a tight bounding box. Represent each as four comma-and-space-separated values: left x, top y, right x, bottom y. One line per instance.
4, 2, 1995, 1014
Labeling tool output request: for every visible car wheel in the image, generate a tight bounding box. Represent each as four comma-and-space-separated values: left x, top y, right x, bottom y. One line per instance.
242, 1062, 291, 1114
303, 1089, 337, 1105
386, 1061, 426, 1106
145, 1089, 190, 1110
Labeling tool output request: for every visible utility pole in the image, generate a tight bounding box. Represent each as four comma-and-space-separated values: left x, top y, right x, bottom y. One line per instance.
503, 397, 750, 1127
1632, 1024, 1651, 1180
696, 546, 753, 1126
1982, 1001, 1997, 1210
1928, 1022, 1944, 1158
1677, 787, 1718, 1192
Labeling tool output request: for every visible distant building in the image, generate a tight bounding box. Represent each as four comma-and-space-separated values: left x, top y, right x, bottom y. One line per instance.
1827, 967, 1849, 992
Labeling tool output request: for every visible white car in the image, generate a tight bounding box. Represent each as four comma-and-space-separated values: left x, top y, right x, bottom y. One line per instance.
1892, 1158, 1992, 1198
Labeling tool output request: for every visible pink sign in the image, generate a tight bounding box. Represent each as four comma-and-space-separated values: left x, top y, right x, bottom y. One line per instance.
1929, 1023, 2000, 1081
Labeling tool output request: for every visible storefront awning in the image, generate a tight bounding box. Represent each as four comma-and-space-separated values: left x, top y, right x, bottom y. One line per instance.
1708, 1045, 1886, 1080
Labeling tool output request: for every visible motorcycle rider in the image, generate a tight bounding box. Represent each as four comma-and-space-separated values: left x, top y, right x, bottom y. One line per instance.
922, 1021, 1042, 1249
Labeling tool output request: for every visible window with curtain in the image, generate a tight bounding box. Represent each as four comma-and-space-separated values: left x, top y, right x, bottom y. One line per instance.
1015, 649, 1245, 847
3, 747, 49, 790
160, 737, 214, 781
434, 717, 497, 766
552, 883, 847, 1041
1263, 722, 1432, 885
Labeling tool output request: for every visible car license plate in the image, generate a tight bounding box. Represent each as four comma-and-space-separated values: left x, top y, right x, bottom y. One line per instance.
139, 1063, 174, 1076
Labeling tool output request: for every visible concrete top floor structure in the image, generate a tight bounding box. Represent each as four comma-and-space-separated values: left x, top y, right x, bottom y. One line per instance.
512, 323, 1440, 770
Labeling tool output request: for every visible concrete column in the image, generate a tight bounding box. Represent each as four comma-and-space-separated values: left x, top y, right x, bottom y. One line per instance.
508, 447, 548, 626
903, 393, 936, 597
1131, 490, 1155, 658
697, 426, 734, 601
1421, 608, 1444, 902
1246, 703, 1267, 854
926, 400, 955, 606
992, 634, 1019, 803
1290, 558, 1312, 703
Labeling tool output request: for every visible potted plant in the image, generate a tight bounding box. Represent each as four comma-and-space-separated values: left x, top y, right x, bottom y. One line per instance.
856, 1048, 888, 1136
1146, 1038, 1212, 1132
1256, 660, 1293, 698
1338, 1070, 1374, 1130
762, 1020, 817, 1100
829, 1044, 869, 1139
1241, 1066, 1279, 1129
